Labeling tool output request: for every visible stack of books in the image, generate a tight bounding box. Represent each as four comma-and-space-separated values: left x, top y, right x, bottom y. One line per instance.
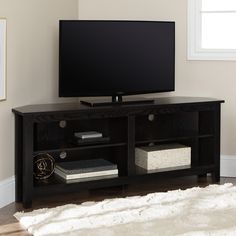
54, 159, 118, 183
73, 131, 110, 145
74, 131, 103, 139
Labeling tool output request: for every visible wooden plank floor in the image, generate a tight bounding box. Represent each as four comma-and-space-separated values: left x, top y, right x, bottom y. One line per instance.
0, 176, 235, 236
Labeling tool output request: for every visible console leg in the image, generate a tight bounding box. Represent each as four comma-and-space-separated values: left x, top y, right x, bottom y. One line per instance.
198, 174, 207, 178
15, 115, 23, 203
23, 200, 32, 209
122, 184, 128, 194
22, 116, 34, 209
212, 171, 220, 183
197, 173, 207, 183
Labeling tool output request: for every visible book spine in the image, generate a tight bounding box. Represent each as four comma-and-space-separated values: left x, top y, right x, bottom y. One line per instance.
56, 164, 118, 175
76, 136, 110, 144
64, 174, 118, 183
55, 168, 118, 180
54, 168, 68, 179
80, 134, 103, 139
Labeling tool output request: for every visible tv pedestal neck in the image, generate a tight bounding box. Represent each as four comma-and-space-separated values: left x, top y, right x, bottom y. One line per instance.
12, 96, 224, 208
80, 95, 154, 107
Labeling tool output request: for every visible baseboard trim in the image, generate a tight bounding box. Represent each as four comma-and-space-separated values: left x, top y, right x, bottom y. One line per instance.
0, 176, 15, 209
220, 155, 236, 177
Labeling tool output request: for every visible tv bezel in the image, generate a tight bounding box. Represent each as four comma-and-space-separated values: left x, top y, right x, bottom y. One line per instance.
59, 20, 175, 98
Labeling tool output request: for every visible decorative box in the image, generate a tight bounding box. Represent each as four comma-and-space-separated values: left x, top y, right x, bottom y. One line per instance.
135, 143, 191, 171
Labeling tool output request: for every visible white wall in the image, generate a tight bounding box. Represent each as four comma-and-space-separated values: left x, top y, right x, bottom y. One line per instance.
0, 0, 78, 181
78, 0, 236, 156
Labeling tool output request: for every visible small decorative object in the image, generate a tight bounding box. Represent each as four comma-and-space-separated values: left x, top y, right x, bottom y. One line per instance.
33, 153, 55, 180
59, 151, 67, 159
135, 143, 191, 172
0, 18, 6, 101
148, 114, 155, 121
59, 120, 67, 128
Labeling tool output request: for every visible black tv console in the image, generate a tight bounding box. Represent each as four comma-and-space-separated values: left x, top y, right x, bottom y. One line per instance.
13, 97, 224, 208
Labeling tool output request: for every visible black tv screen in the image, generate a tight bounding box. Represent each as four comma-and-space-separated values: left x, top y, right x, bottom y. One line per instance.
59, 20, 175, 97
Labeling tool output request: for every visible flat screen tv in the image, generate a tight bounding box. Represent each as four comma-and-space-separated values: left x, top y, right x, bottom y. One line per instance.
59, 20, 175, 106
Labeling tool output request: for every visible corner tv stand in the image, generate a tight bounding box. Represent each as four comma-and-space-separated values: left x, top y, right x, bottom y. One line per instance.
13, 97, 224, 208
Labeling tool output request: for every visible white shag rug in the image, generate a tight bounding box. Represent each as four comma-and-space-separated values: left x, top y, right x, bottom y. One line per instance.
14, 183, 236, 236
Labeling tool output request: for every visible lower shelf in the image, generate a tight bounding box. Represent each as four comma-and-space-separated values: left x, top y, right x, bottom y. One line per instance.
135, 165, 192, 175
33, 165, 215, 197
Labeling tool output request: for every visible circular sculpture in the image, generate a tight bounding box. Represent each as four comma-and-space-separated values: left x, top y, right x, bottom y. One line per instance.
33, 153, 55, 180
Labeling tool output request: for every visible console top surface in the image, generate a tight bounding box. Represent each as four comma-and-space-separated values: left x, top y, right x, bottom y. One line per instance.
12, 96, 224, 116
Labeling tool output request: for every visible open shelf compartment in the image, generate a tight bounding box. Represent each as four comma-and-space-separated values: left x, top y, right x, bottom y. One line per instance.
34, 116, 128, 152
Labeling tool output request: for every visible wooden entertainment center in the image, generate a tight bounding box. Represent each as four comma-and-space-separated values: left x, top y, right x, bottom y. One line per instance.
13, 97, 224, 208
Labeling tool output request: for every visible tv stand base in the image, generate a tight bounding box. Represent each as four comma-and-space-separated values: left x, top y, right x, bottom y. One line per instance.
80, 96, 154, 107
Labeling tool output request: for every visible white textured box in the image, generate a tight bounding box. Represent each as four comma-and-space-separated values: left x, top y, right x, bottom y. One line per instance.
135, 143, 191, 170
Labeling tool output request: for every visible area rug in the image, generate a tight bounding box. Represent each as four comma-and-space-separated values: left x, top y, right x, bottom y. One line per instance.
14, 183, 236, 236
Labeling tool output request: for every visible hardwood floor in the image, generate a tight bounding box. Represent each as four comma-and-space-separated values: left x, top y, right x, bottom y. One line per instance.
0, 176, 235, 235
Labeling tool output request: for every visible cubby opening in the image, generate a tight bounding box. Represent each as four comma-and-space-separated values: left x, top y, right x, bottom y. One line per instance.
34, 117, 127, 152
135, 111, 199, 143
33, 145, 127, 186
